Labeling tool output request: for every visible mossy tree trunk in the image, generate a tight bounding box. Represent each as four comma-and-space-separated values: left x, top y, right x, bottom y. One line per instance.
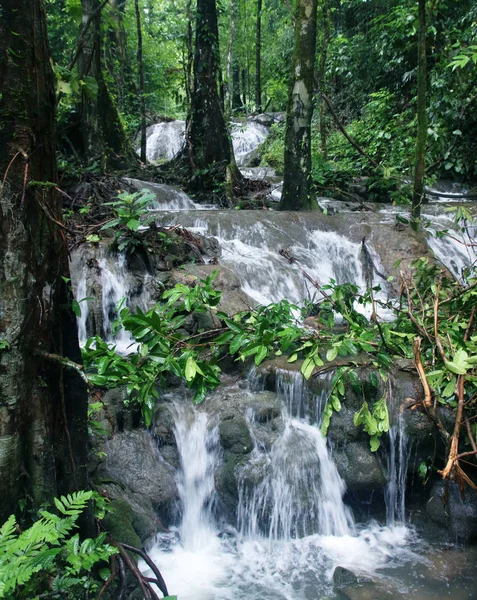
255, 0, 262, 112
411, 0, 427, 229
279, 0, 318, 210
107, 0, 135, 113
78, 0, 136, 169
0, 0, 90, 521
186, 0, 241, 191
134, 0, 147, 162
318, 0, 330, 159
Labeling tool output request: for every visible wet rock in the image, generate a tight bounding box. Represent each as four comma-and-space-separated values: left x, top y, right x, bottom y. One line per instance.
219, 416, 254, 454
95, 430, 178, 523
333, 441, 387, 491
333, 566, 359, 588
425, 480, 477, 543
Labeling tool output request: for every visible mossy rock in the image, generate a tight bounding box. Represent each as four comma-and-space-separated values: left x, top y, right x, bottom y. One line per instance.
102, 498, 141, 548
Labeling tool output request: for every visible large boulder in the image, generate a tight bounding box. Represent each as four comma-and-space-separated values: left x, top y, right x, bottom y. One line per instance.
93, 430, 178, 530
425, 480, 477, 543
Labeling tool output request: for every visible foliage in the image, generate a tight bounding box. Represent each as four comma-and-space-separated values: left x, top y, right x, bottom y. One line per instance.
101, 188, 155, 252
0, 491, 117, 600
83, 223, 477, 464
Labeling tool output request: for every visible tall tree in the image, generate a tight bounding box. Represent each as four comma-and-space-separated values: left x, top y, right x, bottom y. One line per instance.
279, 0, 318, 210
0, 0, 89, 520
318, 0, 330, 159
225, 0, 242, 117
255, 0, 262, 112
77, 0, 136, 168
411, 0, 428, 228
135, 0, 147, 162
185, 0, 241, 192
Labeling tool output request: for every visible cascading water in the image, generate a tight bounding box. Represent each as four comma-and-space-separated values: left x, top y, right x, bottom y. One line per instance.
142, 375, 426, 599
70, 245, 153, 353
139, 119, 269, 166
384, 382, 412, 526
153, 210, 394, 319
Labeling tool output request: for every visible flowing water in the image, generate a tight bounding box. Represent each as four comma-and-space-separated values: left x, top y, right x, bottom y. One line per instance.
140, 374, 476, 599
70, 245, 153, 353
139, 119, 269, 166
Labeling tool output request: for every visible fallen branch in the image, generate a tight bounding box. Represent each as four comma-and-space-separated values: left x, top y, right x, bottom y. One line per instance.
34, 349, 90, 387
412, 337, 450, 442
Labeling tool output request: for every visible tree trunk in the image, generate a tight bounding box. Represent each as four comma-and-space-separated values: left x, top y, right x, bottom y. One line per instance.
318, 0, 330, 159
411, 0, 427, 229
135, 0, 147, 162
280, 0, 318, 210
225, 0, 237, 118
0, 0, 90, 520
232, 61, 243, 111
107, 0, 134, 113
78, 0, 135, 169
255, 0, 262, 112
186, 0, 240, 191
185, 0, 194, 104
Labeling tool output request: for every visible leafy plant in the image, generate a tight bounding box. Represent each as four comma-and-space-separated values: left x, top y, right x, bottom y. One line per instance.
0, 491, 117, 599
101, 189, 156, 252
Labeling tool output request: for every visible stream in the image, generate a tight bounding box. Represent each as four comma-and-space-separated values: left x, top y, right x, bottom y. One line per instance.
72, 121, 477, 598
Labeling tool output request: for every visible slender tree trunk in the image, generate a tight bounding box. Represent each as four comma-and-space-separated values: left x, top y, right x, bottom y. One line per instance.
0, 0, 89, 520
186, 0, 240, 191
411, 0, 427, 229
225, 0, 237, 118
280, 0, 318, 210
78, 0, 135, 169
185, 0, 194, 104
232, 61, 243, 111
255, 0, 262, 112
242, 68, 247, 107
107, 0, 134, 112
135, 0, 147, 162
318, 0, 330, 158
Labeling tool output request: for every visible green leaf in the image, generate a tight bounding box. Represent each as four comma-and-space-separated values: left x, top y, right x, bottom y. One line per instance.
301, 356, 315, 380
369, 434, 381, 452
126, 218, 141, 231
326, 346, 338, 362
255, 345, 268, 365
185, 357, 197, 382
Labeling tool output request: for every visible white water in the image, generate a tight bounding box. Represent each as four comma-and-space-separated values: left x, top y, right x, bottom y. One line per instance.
154, 212, 394, 320
70, 246, 153, 353
385, 383, 412, 525
142, 376, 425, 599
140, 119, 269, 166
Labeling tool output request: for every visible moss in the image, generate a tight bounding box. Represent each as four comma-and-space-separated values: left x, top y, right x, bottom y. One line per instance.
102, 498, 141, 548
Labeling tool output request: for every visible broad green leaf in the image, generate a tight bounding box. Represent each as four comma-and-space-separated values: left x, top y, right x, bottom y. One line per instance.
185, 356, 197, 382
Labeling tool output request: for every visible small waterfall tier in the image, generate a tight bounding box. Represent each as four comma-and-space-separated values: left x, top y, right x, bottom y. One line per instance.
139, 118, 269, 166
141, 374, 425, 599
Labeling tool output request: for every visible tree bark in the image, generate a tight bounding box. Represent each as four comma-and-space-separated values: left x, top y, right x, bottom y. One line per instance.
0, 0, 89, 520
318, 0, 330, 158
78, 0, 136, 169
135, 0, 147, 162
186, 0, 241, 191
255, 0, 262, 112
280, 0, 318, 210
411, 0, 427, 229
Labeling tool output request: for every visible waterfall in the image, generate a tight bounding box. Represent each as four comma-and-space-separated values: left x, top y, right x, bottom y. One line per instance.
238, 371, 353, 540
173, 407, 221, 551
238, 418, 353, 540
140, 119, 269, 166
141, 381, 423, 599
70, 245, 153, 353
385, 383, 412, 525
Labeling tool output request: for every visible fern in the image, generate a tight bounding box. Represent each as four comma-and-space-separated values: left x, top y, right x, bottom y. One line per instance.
0, 491, 117, 599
